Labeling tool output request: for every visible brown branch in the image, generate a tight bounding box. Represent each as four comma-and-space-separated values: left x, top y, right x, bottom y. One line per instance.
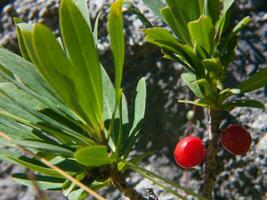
110, 166, 144, 200
203, 109, 221, 199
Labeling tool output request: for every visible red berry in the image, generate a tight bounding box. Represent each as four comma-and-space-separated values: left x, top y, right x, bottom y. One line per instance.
221, 124, 252, 155
174, 136, 206, 169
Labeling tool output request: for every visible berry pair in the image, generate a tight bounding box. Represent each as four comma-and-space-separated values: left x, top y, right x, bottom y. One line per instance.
174, 124, 252, 169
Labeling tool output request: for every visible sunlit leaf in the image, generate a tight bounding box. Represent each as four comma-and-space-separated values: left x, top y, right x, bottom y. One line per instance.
188, 16, 215, 56
239, 68, 267, 93
108, 0, 125, 97
60, 0, 103, 134
13, 173, 64, 190
223, 99, 265, 111
74, 145, 115, 167
181, 73, 204, 98
204, 0, 220, 24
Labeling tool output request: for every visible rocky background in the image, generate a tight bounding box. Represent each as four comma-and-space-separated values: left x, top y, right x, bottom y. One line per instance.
0, 0, 266, 199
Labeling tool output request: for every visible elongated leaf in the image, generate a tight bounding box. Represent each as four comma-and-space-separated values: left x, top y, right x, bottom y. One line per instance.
13, 140, 74, 156
68, 188, 87, 200
181, 73, 204, 98
239, 68, 267, 93
14, 19, 31, 60
143, 0, 163, 19
204, 0, 220, 24
60, 0, 103, 133
223, 99, 265, 110
129, 78, 147, 137
178, 99, 209, 108
0, 48, 57, 105
160, 6, 190, 44
0, 44, 82, 129
93, 11, 102, 46
0, 82, 93, 145
188, 15, 215, 56
220, 36, 237, 68
13, 173, 64, 190
0, 117, 39, 141
101, 66, 116, 123
222, 0, 235, 15
7, 156, 63, 178
108, 0, 125, 96
74, 145, 115, 167
74, 0, 91, 28
144, 28, 203, 75
217, 9, 231, 39
122, 78, 146, 156
165, 0, 203, 44
32, 25, 99, 140
160, 7, 184, 43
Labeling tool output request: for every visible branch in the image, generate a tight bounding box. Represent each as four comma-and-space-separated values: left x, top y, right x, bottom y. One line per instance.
203, 109, 221, 199
110, 166, 144, 200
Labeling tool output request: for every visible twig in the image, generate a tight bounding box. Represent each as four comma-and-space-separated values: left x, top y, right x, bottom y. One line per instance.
203, 109, 221, 199
110, 165, 144, 200
0, 131, 106, 200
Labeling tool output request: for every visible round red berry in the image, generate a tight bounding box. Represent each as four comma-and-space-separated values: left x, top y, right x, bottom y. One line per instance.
174, 136, 206, 169
221, 124, 252, 155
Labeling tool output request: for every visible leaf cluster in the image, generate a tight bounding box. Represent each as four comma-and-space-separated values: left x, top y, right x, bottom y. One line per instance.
144, 0, 266, 111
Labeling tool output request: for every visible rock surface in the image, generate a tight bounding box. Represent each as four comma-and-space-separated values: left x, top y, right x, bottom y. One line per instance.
0, 0, 266, 199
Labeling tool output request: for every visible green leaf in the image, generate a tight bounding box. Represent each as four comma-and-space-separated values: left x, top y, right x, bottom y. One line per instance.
143, 0, 164, 19
223, 99, 265, 110
129, 78, 147, 137
219, 88, 241, 101
108, 0, 125, 96
13, 140, 74, 156
233, 16, 251, 35
222, 0, 235, 15
178, 99, 209, 108
239, 68, 267, 93
60, 0, 103, 133
14, 19, 31, 61
204, 0, 220, 24
188, 15, 215, 56
181, 73, 204, 98
101, 66, 116, 123
160, 6, 190, 44
121, 78, 146, 156
0, 48, 59, 107
223, 17, 250, 47
0, 34, 81, 128
220, 36, 237, 68
217, 9, 231, 39
0, 82, 93, 145
74, 0, 91, 28
166, 0, 203, 24
74, 145, 115, 167
68, 188, 87, 200
13, 173, 64, 190
165, 0, 203, 44
93, 11, 102, 46
0, 117, 39, 141
32, 24, 98, 139
144, 28, 203, 75
7, 156, 63, 178
201, 58, 224, 89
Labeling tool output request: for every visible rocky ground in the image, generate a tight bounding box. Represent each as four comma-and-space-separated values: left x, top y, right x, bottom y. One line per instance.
0, 0, 266, 199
